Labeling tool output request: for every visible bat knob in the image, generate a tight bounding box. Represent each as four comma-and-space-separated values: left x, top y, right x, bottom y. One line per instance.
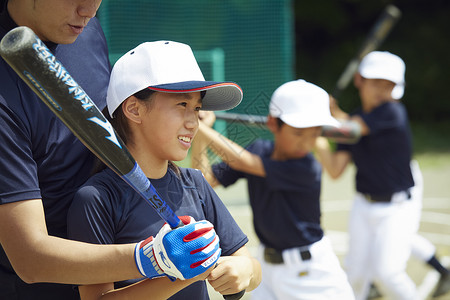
223, 290, 246, 300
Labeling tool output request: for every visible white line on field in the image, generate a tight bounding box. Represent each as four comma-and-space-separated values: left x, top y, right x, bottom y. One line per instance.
321, 197, 450, 213
420, 211, 450, 226
225, 197, 450, 213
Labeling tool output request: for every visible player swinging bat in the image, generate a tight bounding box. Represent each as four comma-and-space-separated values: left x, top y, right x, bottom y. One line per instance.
0, 26, 245, 300
332, 4, 402, 98
213, 4, 402, 145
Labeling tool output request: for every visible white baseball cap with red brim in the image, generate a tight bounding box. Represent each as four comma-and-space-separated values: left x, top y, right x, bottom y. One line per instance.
107, 41, 243, 117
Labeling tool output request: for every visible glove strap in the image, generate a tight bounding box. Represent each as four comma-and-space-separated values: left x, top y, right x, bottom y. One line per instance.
135, 237, 165, 279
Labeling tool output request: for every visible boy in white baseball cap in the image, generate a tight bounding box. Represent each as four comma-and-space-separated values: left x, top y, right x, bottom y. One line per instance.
357, 50, 405, 100
192, 79, 355, 300
316, 50, 414, 300
67, 41, 261, 300
359, 53, 449, 298
315, 51, 450, 299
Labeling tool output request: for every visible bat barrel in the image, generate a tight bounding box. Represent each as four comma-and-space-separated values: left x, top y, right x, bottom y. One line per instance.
0, 26, 33, 56
1, 26, 132, 175
386, 4, 402, 19
332, 5, 401, 98
215, 112, 267, 125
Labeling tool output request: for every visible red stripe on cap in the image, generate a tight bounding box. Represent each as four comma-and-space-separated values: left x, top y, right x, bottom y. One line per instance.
148, 82, 242, 93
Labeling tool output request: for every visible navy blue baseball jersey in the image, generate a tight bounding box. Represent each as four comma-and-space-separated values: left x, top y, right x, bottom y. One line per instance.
213, 139, 324, 250
337, 101, 414, 195
0, 6, 110, 299
67, 167, 248, 299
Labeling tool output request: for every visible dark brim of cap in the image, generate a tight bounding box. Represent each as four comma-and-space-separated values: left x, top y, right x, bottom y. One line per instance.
148, 81, 243, 111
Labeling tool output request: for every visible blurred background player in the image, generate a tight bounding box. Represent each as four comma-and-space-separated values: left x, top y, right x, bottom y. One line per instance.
67, 41, 261, 300
192, 79, 355, 300
365, 160, 450, 299
315, 51, 449, 299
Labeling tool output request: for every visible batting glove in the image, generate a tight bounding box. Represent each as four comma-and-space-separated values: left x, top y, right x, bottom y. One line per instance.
134, 216, 221, 280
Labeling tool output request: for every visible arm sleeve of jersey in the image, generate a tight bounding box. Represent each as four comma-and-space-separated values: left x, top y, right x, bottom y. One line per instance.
361, 102, 407, 135
212, 162, 245, 188
336, 142, 351, 152
67, 185, 116, 245
211, 140, 266, 187
193, 170, 248, 256
0, 96, 41, 204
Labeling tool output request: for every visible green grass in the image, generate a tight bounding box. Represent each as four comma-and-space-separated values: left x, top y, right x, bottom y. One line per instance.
411, 121, 450, 168
411, 121, 450, 154
414, 152, 450, 169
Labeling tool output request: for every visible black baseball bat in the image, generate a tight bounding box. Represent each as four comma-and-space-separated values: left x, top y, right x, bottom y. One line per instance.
215, 112, 267, 125
0, 26, 244, 299
0, 26, 182, 229
332, 4, 402, 98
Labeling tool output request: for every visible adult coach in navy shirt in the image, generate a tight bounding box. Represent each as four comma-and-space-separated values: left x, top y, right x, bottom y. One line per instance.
0, 1, 221, 299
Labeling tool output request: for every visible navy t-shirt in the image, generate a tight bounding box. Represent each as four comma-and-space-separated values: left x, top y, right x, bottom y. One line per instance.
67, 167, 248, 299
213, 139, 324, 250
337, 101, 414, 195
0, 6, 110, 299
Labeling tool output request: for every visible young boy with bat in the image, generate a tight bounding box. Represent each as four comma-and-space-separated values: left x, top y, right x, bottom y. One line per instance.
317, 51, 449, 299
0, 1, 224, 299
67, 40, 261, 300
315, 51, 450, 299
192, 79, 355, 300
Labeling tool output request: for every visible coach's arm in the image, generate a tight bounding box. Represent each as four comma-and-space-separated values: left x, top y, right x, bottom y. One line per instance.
0, 200, 141, 284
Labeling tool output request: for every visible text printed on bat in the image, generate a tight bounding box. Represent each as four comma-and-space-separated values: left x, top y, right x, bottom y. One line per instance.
32, 38, 94, 110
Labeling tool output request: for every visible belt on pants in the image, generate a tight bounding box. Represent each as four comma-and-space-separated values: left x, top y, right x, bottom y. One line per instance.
263, 246, 311, 264
364, 189, 411, 203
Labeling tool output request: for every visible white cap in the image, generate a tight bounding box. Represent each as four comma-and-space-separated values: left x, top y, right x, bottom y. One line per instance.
358, 51, 405, 99
269, 79, 339, 128
107, 41, 243, 117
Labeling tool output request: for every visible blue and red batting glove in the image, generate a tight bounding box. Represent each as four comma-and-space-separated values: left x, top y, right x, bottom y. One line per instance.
135, 216, 221, 280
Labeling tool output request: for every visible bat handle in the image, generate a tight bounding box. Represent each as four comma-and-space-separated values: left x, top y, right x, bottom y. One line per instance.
170, 219, 184, 229
213, 262, 245, 299
224, 290, 246, 300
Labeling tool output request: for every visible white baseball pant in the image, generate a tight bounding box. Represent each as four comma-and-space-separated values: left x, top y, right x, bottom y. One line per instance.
251, 236, 355, 300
